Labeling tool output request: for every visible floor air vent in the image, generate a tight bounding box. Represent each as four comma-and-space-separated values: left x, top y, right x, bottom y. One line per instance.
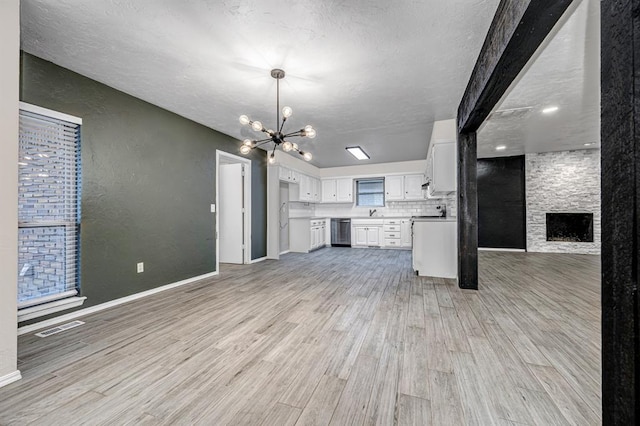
35, 320, 85, 338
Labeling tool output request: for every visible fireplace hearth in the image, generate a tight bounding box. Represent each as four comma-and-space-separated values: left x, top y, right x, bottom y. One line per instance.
546, 213, 594, 242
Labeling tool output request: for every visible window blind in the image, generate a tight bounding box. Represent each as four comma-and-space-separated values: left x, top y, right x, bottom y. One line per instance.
18, 108, 81, 310
356, 178, 385, 207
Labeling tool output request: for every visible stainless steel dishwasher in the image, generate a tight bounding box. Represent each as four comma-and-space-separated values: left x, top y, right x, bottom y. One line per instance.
330, 218, 351, 247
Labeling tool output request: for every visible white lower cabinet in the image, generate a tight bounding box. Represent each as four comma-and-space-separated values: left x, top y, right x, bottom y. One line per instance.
352, 225, 381, 247
290, 218, 327, 253
401, 219, 412, 247
351, 218, 412, 249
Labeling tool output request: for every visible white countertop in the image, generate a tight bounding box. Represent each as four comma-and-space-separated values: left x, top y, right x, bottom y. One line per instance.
411, 217, 456, 222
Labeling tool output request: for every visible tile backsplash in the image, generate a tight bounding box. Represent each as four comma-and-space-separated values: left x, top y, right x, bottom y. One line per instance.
290, 196, 456, 218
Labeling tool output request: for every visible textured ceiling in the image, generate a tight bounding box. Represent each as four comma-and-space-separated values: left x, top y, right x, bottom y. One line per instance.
21, 0, 500, 167
477, 0, 600, 159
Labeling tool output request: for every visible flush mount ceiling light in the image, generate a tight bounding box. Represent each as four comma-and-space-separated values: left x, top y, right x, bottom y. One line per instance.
346, 146, 370, 160
542, 106, 559, 114
239, 69, 316, 164
584, 142, 596, 146
495, 145, 507, 151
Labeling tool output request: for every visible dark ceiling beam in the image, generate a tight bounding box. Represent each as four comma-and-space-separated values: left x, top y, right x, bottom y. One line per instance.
457, 0, 573, 134
455, 0, 574, 290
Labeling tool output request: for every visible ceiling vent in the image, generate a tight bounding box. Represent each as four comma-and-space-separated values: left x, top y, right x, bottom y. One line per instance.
487, 106, 533, 121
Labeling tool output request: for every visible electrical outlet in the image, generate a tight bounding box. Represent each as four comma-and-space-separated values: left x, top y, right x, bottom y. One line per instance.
137, 262, 144, 273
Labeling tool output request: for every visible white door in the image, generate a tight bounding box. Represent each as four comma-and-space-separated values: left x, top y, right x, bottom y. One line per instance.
385, 175, 404, 201
404, 174, 424, 200
336, 178, 353, 202
219, 163, 244, 264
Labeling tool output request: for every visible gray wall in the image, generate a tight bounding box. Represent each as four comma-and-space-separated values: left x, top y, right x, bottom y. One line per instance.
19, 53, 267, 317
525, 149, 601, 254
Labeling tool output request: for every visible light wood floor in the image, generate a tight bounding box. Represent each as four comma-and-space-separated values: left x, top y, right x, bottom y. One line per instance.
0, 248, 601, 425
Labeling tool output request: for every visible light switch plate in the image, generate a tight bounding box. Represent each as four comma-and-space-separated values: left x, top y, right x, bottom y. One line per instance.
210, 204, 216, 213
137, 262, 144, 273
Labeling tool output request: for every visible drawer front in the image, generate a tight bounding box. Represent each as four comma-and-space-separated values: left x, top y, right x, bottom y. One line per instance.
384, 239, 400, 247
384, 231, 400, 239
384, 220, 400, 225
383, 225, 400, 232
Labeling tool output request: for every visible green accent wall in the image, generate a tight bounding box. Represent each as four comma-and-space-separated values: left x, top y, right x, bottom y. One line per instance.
19, 53, 267, 318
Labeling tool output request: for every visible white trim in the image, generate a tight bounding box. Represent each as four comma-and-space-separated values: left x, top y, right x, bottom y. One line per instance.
19, 101, 82, 125
18, 270, 219, 336
216, 150, 252, 271
251, 256, 268, 264
18, 296, 87, 322
0, 371, 22, 389
279, 250, 290, 255
478, 247, 526, 252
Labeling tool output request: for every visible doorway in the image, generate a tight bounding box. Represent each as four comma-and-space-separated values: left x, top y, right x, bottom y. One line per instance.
279, 182, 290, 254
216, 151, 251, 270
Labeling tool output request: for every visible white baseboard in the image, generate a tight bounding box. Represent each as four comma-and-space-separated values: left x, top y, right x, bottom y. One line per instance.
478, 247, 526, 252
18, 270, 219, 336
251, 256, 268, 264
279, 250, 290, 256
0, 370, 22, 388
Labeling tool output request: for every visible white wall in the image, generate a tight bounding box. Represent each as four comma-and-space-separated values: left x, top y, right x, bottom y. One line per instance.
0, 0, 20, 387
526, 149, 601, 254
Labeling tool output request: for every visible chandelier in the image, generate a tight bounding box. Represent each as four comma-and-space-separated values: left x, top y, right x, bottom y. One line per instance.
239, 69, 316, 164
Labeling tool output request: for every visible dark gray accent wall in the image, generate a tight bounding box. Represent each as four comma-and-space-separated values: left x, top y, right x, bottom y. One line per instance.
19, 53, 267, 317
477, 156, 525, 250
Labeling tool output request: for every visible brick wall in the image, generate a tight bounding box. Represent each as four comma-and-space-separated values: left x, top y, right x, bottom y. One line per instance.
525, 149, 601, 254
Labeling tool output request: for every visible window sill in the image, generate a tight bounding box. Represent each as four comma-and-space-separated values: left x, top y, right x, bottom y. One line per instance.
18, 297, 87, 322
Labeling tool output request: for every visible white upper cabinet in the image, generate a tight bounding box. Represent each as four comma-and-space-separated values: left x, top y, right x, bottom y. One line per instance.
385, 175, 405, 201
321, 179, 337, 203
321, 178, 353, 203
428, 141, 456, 196
404, 174, 425, 200
336, 178, 353, 202
385, 174, 425, 201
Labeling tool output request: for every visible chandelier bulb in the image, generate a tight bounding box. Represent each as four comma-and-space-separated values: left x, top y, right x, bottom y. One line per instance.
282, 106, 293, 118
282, 141, 293, 152
292, 142, 299, 151
243, 139, 253, 146
302, 152, 313, 161
268, 153, 276, 164
306, 128, 317, 139
239, 115, 250, 125
251, 120, 263, 132
240, 145, 251, 155
267, 129, 275, 136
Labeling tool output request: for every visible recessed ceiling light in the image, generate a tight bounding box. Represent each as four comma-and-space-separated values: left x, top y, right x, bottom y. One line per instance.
496, 145, 507, 151
346, 146, 370, 160
542, 106, 559, 114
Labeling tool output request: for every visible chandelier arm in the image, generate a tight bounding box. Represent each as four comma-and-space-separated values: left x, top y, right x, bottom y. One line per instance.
254, 140, 274, 147
283, 130, 304, 138
279, 117, 287, 134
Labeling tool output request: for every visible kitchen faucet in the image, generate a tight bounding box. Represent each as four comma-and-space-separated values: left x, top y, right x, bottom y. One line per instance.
369, 209, 377, 217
